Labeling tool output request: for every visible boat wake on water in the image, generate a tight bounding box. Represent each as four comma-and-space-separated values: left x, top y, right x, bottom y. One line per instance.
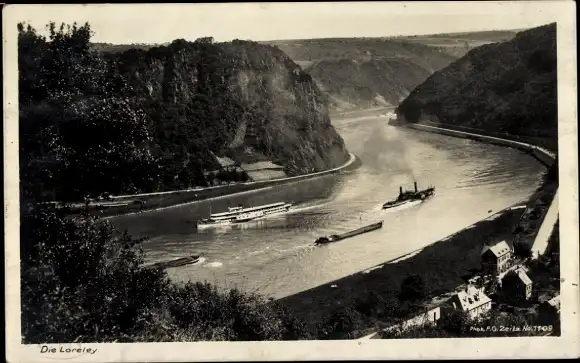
381, 199, 423, 212
204, 261, 223, 268
287, 201, 332, 214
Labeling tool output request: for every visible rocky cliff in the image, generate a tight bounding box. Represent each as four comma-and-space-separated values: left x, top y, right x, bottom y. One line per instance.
396, 23, 557, 141
106, 39, 350, 182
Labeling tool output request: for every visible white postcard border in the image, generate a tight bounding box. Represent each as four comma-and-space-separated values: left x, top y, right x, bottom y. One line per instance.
3, 2, 579, 362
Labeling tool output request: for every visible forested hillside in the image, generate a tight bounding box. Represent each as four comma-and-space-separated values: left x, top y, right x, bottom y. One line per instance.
19, 23, 349, 203
307, 57, 433, 110
19, 22, 319, 344
396, 23, 557, 143
262, 38, 459, 112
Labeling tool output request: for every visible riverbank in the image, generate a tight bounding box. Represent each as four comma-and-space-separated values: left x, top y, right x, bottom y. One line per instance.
83, 152, 360, 218
396, 120, 557, 163
277, 121, 559, 338
277, 201, 528, 336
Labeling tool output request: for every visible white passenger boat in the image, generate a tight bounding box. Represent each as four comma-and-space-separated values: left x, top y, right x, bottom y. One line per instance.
197, 202, 293, 229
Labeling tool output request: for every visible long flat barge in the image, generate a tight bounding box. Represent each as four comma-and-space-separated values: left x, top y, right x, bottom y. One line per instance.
146, 255, 202, 269
314, 221, 384, 245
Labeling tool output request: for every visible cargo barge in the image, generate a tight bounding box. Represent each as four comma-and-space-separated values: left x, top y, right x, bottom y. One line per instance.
382, 182, 435, 209
146, 255, 202, 269
314, 221, 384, 245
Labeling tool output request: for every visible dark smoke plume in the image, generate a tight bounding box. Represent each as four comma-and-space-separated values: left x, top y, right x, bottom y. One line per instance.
359, 124, 416, 180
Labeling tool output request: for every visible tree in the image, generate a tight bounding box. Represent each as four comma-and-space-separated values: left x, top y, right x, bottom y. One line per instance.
18, 21, 314, 344
20, 206, 171, 343
317, 307, 365, 340
21, 206, 312, 343
513, 241, 533, 259
18, 22, 160, 202
399, 274, 427, 302
438, 309, 471, 336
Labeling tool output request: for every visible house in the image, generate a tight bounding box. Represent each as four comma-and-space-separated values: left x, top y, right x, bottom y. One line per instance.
538, 294, 560, 326
444, 285, 492, 320
215, 155, 236, 169
501, 267, 533, 302
240, 161, 287, 181
203, 154, 247, 185
481, 240, 513, 276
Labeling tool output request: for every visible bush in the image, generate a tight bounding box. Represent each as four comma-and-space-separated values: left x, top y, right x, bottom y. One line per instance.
317, 307, 365, 340
20, 207, 310, 343
21, 206, 171, 343
399, 274, 426, 302
513, 241, 533, 259
437, 309, 472, 336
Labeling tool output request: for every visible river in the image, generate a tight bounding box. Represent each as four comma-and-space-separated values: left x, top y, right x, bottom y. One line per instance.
110, 110, 546, 299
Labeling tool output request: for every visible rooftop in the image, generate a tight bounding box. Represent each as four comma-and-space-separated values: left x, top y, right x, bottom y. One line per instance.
547, 295, 560, 311
481, 240, 512, 258
514, 267, 533, 285
214, 155, 236, 168
448, 286, 492, 312
240, 161, 285, 171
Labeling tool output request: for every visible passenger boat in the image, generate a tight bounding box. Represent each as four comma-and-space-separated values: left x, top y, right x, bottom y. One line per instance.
197, 202, 293, 229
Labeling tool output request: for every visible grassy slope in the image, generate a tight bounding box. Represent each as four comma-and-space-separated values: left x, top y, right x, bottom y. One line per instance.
262, 31, 516, 112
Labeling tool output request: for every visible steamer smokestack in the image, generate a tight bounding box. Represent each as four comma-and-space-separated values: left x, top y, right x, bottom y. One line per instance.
399, 186, 403, 195
414, 182, 418, 193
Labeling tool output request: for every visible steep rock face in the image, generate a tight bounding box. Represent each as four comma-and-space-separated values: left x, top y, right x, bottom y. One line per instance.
307, 58, 433, 111
396, 23, 557, 140
107, 40, 349, 177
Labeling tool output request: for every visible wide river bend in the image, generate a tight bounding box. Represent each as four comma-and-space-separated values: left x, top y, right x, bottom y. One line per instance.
111, 112, 545, 299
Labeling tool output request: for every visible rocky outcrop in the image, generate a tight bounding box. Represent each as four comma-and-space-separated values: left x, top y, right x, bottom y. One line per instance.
106, 39, 350, 179
396, 23, 557, 141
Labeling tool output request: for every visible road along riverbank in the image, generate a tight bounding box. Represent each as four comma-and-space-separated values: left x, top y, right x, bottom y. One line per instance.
400, 122, 556, 167
90, 152, 359, 218
277, 122, 558, 338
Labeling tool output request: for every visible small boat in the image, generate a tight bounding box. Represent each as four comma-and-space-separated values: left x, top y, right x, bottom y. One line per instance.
382, 182, 435, 209
315, 221, 384, 245
197, 202, 293, 229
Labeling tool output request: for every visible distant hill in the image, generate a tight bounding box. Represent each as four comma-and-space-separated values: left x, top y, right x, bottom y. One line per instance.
261, 38, 458, 112
261, 32, 515, 113
396, 23, 557, 146
393, 30, 519, 57
306, 57, 433, 110
91, 42, 166, 53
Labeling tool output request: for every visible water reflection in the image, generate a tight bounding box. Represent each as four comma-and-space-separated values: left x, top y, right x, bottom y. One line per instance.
111, 115, 545, 299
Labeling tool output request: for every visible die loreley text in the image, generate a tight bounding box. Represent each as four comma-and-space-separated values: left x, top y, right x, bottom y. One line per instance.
40, 345, 98, 355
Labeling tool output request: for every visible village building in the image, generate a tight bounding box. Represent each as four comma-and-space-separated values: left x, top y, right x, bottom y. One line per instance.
203, 154, 246, 185
444, 285, 492, 320
481, 240, 513, 276
240, 161, 287, 181
501, 266, 533, 302
538, 294, 560, 326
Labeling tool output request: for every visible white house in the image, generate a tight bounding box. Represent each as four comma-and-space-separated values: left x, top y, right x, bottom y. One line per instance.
481, 240, 513, 276
445, 285, 493, 320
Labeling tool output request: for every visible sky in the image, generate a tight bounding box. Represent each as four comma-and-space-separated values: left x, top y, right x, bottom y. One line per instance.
5, 2, 566, 44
